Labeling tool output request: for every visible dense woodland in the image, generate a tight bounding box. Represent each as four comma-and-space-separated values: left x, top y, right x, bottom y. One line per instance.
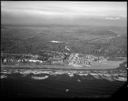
1, 25, 127, 60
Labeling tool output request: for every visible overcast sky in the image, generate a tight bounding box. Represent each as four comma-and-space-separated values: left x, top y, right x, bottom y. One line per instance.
1, 1, 127, 25
2, 1, 127, 17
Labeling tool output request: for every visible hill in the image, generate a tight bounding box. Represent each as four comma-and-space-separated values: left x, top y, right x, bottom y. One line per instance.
1, 25, 127, 59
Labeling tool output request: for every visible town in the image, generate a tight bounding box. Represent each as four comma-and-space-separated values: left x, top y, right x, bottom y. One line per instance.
1, 51, 108, 68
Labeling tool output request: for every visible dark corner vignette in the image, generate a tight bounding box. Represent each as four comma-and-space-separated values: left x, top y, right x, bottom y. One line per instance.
1, 0, 127, 99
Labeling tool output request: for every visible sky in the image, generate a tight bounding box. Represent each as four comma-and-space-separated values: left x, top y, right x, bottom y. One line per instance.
1, 1, 127, 25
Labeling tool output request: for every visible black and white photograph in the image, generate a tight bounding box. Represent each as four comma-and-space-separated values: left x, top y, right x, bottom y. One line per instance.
1, 1, 127, 98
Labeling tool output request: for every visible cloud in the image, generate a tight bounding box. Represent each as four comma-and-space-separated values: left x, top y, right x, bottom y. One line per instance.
1, 1, 127, 25
1, 1, 127, 17
105, 17, 121, 20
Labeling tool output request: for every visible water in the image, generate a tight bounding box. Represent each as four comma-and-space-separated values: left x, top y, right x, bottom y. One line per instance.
1, 71, 126, 98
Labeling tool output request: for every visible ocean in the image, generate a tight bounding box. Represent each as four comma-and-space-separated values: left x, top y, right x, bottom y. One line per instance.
1, 69, 126, 98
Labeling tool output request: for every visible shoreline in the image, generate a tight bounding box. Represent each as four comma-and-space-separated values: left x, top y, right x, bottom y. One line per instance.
1, 64, 121, 71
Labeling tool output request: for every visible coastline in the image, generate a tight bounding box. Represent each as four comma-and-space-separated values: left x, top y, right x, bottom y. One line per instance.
1, 60, 123, 70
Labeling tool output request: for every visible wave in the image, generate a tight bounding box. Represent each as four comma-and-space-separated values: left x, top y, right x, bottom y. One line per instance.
0, 75, 7, 79
31, 75, 49, 80
0, 69, 127, 82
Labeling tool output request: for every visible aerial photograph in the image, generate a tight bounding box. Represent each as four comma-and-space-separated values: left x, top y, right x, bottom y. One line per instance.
1, 1, 127, 98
